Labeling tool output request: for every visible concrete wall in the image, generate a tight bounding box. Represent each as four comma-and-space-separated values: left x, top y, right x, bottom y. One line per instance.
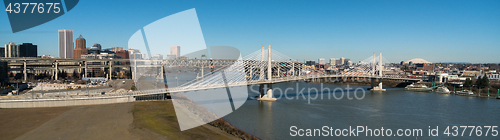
0, 96, 135, 108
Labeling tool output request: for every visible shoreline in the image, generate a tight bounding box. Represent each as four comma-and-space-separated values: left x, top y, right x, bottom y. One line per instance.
209, 118, 259, 140
132, 100, 259, 140
312, 79, 411, 88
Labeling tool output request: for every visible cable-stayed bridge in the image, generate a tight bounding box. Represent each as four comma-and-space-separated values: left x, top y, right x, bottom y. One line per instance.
0, 45, 421, 108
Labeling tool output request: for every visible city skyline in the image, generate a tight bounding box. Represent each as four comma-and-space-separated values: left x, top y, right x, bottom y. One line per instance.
1, 0, 499, 63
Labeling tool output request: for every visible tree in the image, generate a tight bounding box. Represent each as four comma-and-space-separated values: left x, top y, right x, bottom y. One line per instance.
73, 71, 79, 79
475, 76, 483, 87
464, 78, 473, 87
481, 74, 489, 88
130, 85, 136, 91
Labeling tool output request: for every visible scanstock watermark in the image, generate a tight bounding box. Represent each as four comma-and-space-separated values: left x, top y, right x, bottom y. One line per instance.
250, 83, 366, 104
4, 0, 80, 33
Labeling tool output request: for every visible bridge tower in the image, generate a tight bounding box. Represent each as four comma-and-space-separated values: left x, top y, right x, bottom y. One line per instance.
258, 45, 277, 101
259, 45, 265, 98
370, 53, 386, 91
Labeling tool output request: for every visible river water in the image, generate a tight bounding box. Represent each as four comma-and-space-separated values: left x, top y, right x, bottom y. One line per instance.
223, 82, 500, 140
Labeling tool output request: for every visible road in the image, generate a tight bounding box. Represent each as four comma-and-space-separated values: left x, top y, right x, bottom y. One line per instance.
109, 79, 134, 91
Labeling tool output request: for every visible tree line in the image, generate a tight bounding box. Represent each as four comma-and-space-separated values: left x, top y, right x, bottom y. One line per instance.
464, 74, 489, 88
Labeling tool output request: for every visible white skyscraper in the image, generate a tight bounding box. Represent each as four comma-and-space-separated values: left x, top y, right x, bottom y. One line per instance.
170, 46, 180, 59
329, 58, 336, 65
318, 58, 325, 65
59, 29, 74, 58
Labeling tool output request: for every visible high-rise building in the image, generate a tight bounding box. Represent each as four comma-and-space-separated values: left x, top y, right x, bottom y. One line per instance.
170, 46, 180, 59
305, 61, 315, 66
128, 48, 143, 59
74, 35, 88, 59
0, 61, 8, 85
4, 42, 38, 57
340, 57, 345, 65
0, 47, 4, 57
329, 58, 336, 65
116, 50, 129, 59
19, 43, 37, 57
88, 43, 102, 54
344, 58, 350, 65
59, 29, 74, 58
335, 59, 342, 66
318, 58, 325, 65
4, 42, 19, 57
115, 50, 130, 65
111, 47, 123, 52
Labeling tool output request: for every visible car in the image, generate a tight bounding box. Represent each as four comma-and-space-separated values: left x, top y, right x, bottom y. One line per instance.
122, 81, 126, 84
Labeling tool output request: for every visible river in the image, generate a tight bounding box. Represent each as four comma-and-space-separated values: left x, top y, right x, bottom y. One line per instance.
223, 82, 500, 139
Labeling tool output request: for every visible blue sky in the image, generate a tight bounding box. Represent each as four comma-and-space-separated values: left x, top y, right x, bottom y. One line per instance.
1, 0, 499, 63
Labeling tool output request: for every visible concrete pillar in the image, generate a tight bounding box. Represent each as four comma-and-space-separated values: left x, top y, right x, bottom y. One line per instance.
55, 61, 58, 80
23, 60, 27, 82
379, 53, 382, 77
84, 61, 87, 78
109, 60, 112, 80
256, 45, 277, 101
378, 53, 383, 89
372, 53, 375, 76
267, 45, 272, 82
79, 61, 82, 76
260, 45, 265, 81
370, 53, 385, 91
267, 83, 273, 98
259, 84, 264, 98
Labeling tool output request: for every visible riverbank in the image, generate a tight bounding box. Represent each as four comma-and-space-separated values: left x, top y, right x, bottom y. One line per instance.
132, 100, 258, 140
0, 107, 73, 140
324, 79, 500, 98
0, 101, 257, 140
315, 79, 410, 88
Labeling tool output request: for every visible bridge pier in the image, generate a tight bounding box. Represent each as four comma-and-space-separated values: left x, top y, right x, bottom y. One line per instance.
258, 45, 277, 101
369, 78, 386, 91
259, 84, 265, 97
369, 53, 386, 91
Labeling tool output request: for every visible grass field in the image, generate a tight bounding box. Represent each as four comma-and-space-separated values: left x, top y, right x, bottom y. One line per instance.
132, 101, 242, 140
